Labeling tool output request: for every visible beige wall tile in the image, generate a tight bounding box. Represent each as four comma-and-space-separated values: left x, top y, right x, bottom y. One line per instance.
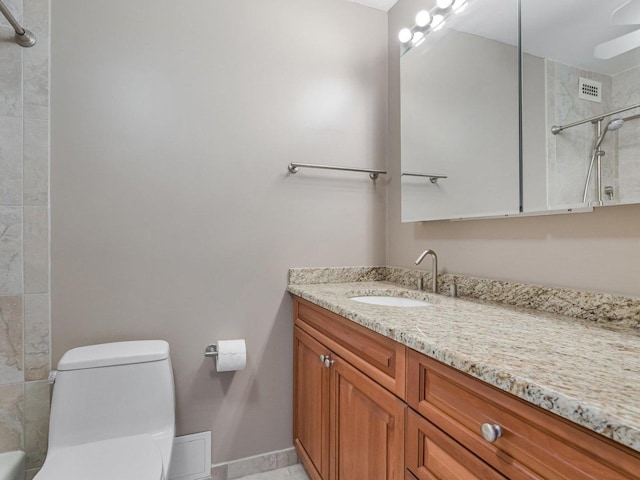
0, 27, 23, 117
0, 296, 23, 385
24, 294, 49, 381
0, 116, 22, 206
23, 207, 48, 294
23, 0, 49, 120
25, 468, 39, 480
0, 207, 23, 295
24, 118, 49, 206
0, 383, 24, 451
24, 381, 50, 469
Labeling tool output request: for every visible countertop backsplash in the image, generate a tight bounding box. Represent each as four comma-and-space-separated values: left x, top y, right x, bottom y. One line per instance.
289, 266, 640, 330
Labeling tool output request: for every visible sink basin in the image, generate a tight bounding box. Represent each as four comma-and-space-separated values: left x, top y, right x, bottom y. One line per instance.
349, 296, 433, 307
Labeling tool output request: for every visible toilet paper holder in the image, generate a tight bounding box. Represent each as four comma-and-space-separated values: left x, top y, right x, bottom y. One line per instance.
204, 344, 218, 358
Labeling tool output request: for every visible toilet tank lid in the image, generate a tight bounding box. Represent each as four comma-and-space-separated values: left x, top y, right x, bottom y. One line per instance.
57, 340, 170, 371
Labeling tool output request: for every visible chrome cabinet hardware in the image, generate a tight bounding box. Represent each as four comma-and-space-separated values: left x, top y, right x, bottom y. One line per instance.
481, 423, 503, 443
319, 354, 334, 368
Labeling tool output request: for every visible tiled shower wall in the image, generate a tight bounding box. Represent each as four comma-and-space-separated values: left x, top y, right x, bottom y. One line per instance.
0, 0, 50, 477
546, 59, 640, 207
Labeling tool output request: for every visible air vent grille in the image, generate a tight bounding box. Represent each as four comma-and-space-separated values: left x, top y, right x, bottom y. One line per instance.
578, 77, 602, 103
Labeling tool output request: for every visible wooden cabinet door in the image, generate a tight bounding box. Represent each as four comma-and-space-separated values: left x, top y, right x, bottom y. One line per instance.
294, 326, 330, 480
406, 409, 508, 480
330, 355, 405, 480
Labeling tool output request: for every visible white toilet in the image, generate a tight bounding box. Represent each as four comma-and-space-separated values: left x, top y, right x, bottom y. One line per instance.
35, 340, 175, 480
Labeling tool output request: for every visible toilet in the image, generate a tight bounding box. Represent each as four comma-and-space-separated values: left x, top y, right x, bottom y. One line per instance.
35, 340, 175, 480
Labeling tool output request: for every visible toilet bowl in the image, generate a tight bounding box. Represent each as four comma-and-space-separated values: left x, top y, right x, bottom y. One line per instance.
35, 340, 175, 480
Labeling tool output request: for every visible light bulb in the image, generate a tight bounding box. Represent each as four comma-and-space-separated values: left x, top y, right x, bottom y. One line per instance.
432, 14, 444, 28
412, 31, 425, 45
453, 0, 468, 11
437, 0, 454, 8
415, 10, 432, 27
398, 28, 413, 43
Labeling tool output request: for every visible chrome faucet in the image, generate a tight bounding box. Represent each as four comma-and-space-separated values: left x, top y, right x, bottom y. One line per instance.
415, 249, 438, 294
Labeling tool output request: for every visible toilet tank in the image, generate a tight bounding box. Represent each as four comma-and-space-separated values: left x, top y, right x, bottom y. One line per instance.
48, 341, 175, 452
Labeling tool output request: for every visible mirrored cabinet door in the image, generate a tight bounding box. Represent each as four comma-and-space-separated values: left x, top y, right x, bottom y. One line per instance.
400, 0, 520, 222
522, 0, 640, 212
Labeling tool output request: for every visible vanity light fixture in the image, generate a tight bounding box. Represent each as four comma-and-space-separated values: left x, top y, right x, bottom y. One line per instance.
399, 0, 471, 54
415, 10, 432, 27
412, 31, 425, 46
453, 0, 468, 12
436, 0, 454, 9
431, 14, 444, 29
398, 28, 413, 43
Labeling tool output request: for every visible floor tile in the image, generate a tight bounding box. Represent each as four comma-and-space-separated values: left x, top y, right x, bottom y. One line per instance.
235, 464, 309, 480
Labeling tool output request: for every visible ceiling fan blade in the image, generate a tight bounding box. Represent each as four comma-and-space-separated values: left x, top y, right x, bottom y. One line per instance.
594, 28, 640, 59
611, 0, 640, 25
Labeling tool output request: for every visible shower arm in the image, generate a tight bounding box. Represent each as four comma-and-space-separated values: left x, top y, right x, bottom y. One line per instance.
551, 102, 640, 135
0, 0, 36, 47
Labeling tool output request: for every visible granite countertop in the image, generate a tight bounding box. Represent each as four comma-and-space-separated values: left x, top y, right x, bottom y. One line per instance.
287, 280, 640, 453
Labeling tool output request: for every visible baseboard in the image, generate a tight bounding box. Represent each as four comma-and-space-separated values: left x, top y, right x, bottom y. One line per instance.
210, 447, 299, 480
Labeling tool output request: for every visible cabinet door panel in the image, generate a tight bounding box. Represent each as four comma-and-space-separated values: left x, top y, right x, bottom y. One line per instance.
406, 409, 507, 480
331, 356, 405, 480
294, 327, 330, 480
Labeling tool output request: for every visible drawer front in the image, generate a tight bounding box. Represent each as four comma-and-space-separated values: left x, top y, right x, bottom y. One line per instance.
407, 349, 640, 480
406, 409, 507, 480
294, 296, 406, 399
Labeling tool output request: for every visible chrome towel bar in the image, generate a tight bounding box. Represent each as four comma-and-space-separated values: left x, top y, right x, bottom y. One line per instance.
288, 162, 387, 180
402, 172, 448, 184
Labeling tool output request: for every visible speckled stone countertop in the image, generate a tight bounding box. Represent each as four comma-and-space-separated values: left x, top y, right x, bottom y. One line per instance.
287, 277, 640, 453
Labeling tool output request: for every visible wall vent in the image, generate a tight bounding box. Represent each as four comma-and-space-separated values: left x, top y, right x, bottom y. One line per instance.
578, 77, 602, 103
168, 432, 212, 480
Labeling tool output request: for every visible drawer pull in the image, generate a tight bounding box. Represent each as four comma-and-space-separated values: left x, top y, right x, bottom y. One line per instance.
481, 423, 503, 443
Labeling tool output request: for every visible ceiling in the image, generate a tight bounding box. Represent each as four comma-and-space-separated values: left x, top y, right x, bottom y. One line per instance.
451, 0, 640, 75
353, 0, 640, 75
348, 0, 399, 12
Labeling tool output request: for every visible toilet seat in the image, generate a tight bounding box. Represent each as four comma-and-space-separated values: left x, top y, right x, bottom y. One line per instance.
35, 434, 164, 480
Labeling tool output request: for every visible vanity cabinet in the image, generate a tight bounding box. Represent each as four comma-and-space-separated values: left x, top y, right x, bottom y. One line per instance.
407, 349, 640, 480
292, 296, 640, 480
293, 298, 406, 480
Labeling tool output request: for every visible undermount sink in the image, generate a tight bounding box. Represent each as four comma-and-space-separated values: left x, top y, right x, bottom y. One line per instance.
349, 296, 433, 307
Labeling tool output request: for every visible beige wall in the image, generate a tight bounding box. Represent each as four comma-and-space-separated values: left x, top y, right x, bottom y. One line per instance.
388, 0, 640, 297
51, 0, 387, 463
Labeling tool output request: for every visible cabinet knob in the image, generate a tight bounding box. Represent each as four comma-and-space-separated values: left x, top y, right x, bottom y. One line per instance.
481, 423, 503, 443
319, 354, 334, 368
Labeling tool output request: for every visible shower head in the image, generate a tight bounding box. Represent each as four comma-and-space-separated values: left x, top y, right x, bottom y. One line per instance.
607, 118, 625, 131
594, 118, 625, 150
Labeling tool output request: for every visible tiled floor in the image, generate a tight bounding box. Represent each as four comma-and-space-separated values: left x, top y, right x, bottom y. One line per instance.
235, 464, 310, 480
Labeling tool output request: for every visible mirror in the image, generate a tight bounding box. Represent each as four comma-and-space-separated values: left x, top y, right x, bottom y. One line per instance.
522, 0, 640, 212
400, 0, 640, 221
400, 0, 520, 221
